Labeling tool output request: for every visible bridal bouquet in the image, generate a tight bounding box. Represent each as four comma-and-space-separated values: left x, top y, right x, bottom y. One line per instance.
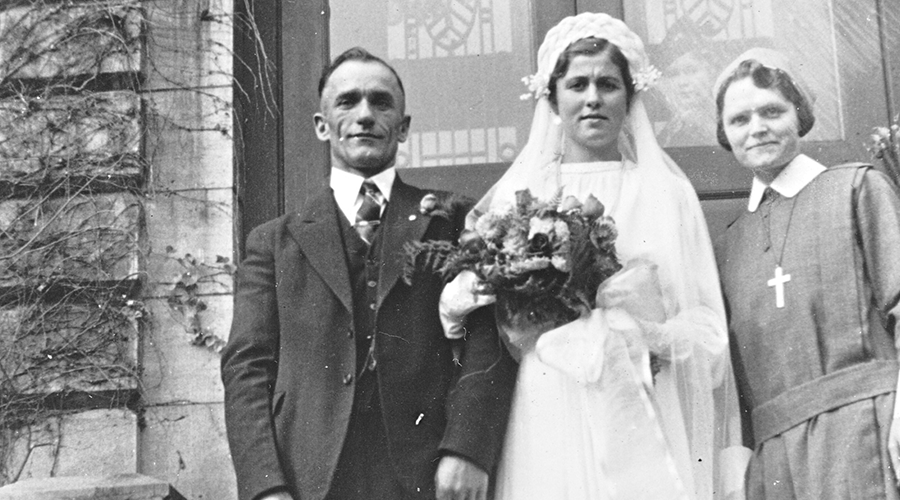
404, 189, 622, 330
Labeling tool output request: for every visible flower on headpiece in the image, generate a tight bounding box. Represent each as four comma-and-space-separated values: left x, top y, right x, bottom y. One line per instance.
520, 73, 550, 101
633, 65, 662, 92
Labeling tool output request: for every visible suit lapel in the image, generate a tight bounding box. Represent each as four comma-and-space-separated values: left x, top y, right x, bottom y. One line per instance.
287, 191, 353, 314
377, 179, 432, 308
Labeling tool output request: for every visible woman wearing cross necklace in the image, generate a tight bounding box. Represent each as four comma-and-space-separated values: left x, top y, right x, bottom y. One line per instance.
715, 48, 900, 499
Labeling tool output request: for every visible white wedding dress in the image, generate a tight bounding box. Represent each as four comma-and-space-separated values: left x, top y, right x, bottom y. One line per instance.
491, 160, 736, 500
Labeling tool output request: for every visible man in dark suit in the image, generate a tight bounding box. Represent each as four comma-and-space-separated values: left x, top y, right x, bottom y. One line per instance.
221, 47, 517, 500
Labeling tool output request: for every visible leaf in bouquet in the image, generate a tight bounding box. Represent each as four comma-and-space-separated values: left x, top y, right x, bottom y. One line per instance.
565, 225, 620, 306
548, 187, 564, 208
438, 234, 489, 281
401, 240, 456, 284
534, 187, 564, 218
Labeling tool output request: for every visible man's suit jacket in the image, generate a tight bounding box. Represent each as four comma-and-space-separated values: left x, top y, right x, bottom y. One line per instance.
221, 177, 517, 500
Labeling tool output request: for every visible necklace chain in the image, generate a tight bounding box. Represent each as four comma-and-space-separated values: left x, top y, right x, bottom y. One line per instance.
760, 188, 799, 266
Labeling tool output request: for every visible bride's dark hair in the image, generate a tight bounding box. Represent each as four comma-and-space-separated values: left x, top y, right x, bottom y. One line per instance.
547, 37, 635, 109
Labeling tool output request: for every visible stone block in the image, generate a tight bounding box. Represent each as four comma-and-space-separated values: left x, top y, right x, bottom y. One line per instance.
144, 0, 233, 90
144, 86, 231, 133
141, 296, 231, 405
2, 409, 138, 485
0, 91, 141, 167
144, 87, 233, 191
0, 474, 169, 500
143, 188, 234, 291
0, 2, 142, 80
0, 299, 139, 398
0, 192, 141, 287
139, 403, 236, 500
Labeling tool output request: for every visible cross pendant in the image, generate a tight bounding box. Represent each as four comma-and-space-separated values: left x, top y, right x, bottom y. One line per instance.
767, 266, 791, 308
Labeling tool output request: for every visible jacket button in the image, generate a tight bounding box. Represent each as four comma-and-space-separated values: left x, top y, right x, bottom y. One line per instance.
368, 303, 376, 311
343, 374, 353, 385
367, 280, 377, 288
347, 329, 354, 338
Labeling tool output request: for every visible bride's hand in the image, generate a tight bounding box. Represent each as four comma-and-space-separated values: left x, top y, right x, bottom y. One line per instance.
439, 270, 496, 339
595, 258, 666, 324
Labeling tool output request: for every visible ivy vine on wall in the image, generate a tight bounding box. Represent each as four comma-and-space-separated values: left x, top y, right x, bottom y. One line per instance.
0, 0, 256, 485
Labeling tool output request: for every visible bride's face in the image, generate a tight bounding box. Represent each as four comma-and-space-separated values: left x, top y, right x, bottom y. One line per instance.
554, 50, 628, 162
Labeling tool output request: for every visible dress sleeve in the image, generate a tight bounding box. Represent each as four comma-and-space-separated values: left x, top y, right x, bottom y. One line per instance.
854, 168, 900, 351
641, 180, 729, 370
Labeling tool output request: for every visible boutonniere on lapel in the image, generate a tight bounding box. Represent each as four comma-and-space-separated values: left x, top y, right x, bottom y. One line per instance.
416, 192, 454, 219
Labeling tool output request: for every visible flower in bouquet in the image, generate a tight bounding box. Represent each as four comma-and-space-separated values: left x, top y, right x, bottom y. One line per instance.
867, 115, 900, 186
404, 189, 622, 329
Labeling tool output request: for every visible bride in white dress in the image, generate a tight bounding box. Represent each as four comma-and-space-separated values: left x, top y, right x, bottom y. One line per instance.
441, 13, 749, 500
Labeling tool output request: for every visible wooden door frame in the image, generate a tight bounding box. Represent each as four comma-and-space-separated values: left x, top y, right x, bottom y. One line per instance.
233, 0, 330, 254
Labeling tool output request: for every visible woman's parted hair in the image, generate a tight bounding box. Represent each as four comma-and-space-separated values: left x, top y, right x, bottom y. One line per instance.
547, 37, 635, 110
714, 59, 815, 151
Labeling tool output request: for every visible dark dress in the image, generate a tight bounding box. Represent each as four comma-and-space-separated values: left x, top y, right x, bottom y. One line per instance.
717, 165, 900, 499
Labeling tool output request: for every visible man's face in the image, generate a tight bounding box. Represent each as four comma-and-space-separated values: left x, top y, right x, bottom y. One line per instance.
721, 77, 801, 180
315, 60, 411, 176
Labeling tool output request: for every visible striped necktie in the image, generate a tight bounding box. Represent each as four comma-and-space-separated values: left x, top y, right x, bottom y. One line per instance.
355, 181, 383, 244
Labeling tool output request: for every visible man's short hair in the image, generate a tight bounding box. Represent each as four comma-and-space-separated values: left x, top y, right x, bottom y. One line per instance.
317, 47, 405, 97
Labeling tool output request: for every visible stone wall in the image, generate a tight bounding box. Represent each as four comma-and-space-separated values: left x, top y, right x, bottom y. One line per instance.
0, 1, 237, 498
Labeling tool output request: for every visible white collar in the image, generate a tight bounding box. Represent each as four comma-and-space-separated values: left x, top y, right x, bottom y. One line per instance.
330, 166, 396, 223
747, 154, 826, 212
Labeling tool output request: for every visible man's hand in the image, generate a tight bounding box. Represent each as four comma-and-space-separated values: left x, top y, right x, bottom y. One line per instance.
258, 492, 293, 500
889, 416, 900, 487
434, 455, 488, 500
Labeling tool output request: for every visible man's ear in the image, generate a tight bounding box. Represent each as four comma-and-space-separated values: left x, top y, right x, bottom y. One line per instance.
397, 115, 412, 143
313, 113, 330, 142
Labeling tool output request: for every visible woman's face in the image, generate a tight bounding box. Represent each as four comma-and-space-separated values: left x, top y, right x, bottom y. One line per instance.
554, 50, 628, 162
721, 76, 801, 181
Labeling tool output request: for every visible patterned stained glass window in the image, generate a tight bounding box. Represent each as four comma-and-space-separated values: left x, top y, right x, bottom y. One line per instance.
330, 0, 535, 168
625, 0, 844, 147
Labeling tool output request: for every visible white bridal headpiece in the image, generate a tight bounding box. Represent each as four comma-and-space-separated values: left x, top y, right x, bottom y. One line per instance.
520, 13, 662, 101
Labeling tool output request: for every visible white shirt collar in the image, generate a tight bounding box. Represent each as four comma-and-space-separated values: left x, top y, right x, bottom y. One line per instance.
747, 154, 826, 212
330, 166, 396, 223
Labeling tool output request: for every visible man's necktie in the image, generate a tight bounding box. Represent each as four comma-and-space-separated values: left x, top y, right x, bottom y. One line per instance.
355, 181, 383, 244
